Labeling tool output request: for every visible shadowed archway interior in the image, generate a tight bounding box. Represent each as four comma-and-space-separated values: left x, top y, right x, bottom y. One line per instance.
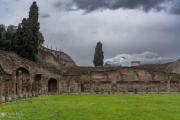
48, 78, 57, 93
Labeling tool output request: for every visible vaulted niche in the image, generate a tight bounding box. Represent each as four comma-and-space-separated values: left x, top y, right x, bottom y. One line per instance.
48, 78, 57, 93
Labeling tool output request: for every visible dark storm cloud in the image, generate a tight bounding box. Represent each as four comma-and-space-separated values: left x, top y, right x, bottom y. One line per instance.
1, 0, 180, 66
53, 0, 180, 15
53, 0, 75, 11
74, 0, 166, 12
170, 3, 180, 14
40, 13, 50, 18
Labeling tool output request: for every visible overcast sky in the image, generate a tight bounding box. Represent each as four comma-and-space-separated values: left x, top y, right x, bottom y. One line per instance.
1, 0, 180, 66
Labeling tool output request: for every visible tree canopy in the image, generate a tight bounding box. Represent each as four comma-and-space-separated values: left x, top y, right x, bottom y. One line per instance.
0, 2, 44, 63
12, 1, 41, 62
0, 24, 16, 51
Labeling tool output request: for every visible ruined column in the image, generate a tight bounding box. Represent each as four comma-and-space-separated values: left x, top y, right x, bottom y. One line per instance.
149, 82, 152, 92
0, 76, 3, 103
95, 81, 100, 93
87, 74, 93, 94
5, 78, 10, 102
42, 75, 45, 94
145, 81, 149, 93
9, 81, 12, 101
112, 81, 117, 94
90, 80, 93, 94
167, 80, 170, 93
104, 72, 107, 81
58, 78, 62, 94
178, 80, 180, 92
28, 74, 33, 97
17, 70, 22, 98
67, 77, 71, 94
38, 76, 42, 95
11, 69, 16, 100
43, 76, 48, 94
22, 79, 27, 98
78, 79, 81, 94
118, 72, 121, 81
35, 83, 38, 97
167, 75, 171, 93
31, 82, 35, 96
58, 76, 63, 94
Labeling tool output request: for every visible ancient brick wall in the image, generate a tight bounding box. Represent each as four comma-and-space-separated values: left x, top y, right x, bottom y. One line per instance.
0, 50, 180, 103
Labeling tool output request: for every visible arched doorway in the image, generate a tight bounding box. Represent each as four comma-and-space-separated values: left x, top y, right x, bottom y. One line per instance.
34, 74, 42, 94
16, 67, 30, 80
16, 67, 30, 96
48, 78, 57, 93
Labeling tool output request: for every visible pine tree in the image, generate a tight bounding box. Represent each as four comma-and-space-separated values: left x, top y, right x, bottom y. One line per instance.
5, 25, 17, 51
0, 24, 6, 50
29, 1, 40, 56
13, 18, 35, 61
93, 42, 104, 67
12, 24, 22, 53
21, 18, 34, 61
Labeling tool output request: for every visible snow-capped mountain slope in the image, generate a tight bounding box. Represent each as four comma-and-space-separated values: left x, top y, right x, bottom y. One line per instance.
104, 51, 174, 66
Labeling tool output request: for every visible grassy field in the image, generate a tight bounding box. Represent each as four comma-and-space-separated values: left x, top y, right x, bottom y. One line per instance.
0, 94, 180, 120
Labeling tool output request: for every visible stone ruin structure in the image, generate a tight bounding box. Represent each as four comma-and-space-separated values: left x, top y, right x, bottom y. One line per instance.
0, 46, 180, 103
131, 61, 140, 66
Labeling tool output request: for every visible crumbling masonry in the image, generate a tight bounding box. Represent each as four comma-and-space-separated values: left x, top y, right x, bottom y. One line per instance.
0, 46, 180, 103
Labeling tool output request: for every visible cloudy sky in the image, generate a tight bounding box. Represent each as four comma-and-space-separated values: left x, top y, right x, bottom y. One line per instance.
1, 0, 180, 66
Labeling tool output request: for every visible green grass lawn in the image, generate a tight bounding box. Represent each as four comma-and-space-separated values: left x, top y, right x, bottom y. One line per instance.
0, 94, 180, 120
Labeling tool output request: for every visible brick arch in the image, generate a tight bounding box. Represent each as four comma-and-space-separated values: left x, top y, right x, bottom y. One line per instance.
48, 78, 57, 93
34, 74, 42, 81
16, 67, 30, 80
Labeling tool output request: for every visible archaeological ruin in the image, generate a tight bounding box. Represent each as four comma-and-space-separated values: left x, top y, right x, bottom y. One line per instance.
0, 45, 180, 103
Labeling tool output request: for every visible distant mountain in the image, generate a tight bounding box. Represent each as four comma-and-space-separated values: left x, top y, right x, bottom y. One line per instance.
104, 51, 175, 67
104, 56, 130, 66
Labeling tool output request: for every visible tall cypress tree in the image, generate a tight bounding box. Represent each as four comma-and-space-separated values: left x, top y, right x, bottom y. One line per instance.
93, 42, 104, 67
13, 2, 40, 62
29, 1, 40, 57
